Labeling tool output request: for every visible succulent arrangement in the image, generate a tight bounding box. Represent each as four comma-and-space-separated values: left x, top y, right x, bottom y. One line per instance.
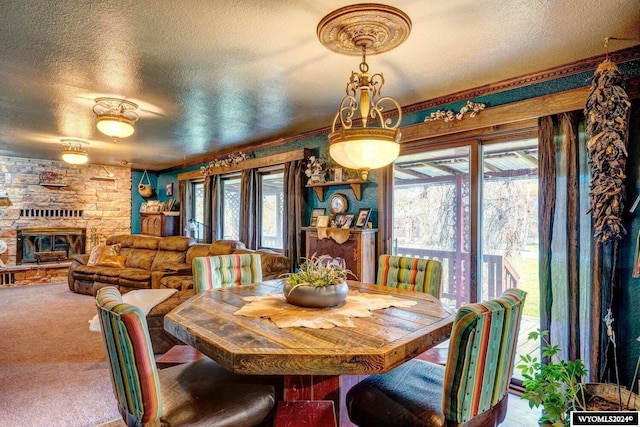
285, 254, 352, 289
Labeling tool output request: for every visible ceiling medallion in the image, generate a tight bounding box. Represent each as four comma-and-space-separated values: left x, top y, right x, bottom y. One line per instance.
92, 97, 139, 143
318, 4, 411, 179
317, 4, 411, 56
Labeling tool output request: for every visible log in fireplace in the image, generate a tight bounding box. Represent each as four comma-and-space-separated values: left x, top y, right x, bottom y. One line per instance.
17, 228, 86, 264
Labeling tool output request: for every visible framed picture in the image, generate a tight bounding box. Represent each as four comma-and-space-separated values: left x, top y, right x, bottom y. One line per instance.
139, 202, 148, 213
166, 182, 173, 197
355, 208, 371, 228
310, 208, 326, 226
334, 213, 354, 229
334, 167, 343, 182
316, 215, 330, 228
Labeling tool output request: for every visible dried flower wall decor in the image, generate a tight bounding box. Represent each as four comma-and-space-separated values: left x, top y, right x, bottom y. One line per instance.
200, 151, 252, 175
584, 59, 631, 244
424, 100, 486, 123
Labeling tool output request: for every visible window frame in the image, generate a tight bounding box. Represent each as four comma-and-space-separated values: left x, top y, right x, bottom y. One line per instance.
257, 166, 285, 251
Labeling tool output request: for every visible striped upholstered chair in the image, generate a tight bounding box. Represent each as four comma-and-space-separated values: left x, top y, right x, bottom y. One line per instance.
192, 253, 262, 293
346, 288, 526, 427
377, 255, 443, 298
96, 286, 278, 427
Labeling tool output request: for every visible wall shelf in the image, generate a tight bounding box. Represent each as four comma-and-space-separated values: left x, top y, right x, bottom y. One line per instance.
39, 183, 67, 187
306, 180, 368, 201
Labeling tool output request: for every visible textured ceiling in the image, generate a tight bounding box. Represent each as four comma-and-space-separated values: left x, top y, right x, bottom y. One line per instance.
0, 0, 638, 170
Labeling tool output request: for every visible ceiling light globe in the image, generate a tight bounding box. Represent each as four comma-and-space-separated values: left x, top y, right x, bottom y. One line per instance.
96, 116, 135, 139
61, 151, 88, 165
329, 128, 401, 171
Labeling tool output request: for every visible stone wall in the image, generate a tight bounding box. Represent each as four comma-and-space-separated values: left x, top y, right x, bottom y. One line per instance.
0, 157, 131, 268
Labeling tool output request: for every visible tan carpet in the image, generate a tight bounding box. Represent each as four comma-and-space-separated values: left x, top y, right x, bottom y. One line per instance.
0, 283, 120, 427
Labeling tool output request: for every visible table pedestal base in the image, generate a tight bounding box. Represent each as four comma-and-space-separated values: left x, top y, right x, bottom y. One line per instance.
284, 375, 365, 427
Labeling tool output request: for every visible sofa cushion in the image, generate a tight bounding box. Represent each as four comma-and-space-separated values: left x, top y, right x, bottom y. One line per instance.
158, 236, 192, 252
75, 264, 123, 277
126, 249, 157, 270
209, 240, 246, 255
119, 268, 152, 282
95, 254, 128, 268
186, 244, 211, 264
160, 275, 192, 291
133, 235, 161, 250
87, 244, 122, 266
151, 250, 187, 272
148, 289, 195, 318
106, 234, 137, 248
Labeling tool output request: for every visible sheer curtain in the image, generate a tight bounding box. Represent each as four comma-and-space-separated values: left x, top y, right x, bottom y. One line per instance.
203, 174, 220, 243
283, 160, 306, 270
538, 112, 597, 378
240, 169, 258, 249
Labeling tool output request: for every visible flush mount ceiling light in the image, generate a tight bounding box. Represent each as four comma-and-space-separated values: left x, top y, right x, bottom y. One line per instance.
92, 97, 139, 142
318, 3, 411, 180
61, 139, 89, 165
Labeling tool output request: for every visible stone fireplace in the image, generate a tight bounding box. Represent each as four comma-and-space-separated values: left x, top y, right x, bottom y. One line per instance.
0, 157, 132, 285
17, 228, 86, 264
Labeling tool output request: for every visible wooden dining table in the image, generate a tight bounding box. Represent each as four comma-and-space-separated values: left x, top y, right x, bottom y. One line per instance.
164, 279, 456, 426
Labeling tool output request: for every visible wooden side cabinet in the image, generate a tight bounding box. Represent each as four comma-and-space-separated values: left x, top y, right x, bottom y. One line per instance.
303, 227, 377, 283
140, 212, 181, 237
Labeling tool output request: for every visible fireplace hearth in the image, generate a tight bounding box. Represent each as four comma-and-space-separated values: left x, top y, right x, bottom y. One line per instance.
17, 228, 86, 264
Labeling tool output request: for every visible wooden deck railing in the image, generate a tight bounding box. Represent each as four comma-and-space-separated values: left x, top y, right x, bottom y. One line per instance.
395, 246, 520, 307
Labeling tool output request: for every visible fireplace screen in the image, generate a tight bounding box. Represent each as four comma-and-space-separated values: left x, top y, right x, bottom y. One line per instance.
17, 228, 86, 264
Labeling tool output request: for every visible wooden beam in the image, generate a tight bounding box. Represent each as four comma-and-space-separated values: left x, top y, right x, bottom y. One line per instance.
401, 86, 591, 143
178, 148, 309, 181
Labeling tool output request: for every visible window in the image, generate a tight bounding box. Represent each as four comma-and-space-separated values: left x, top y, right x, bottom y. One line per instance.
190, 181, 205, 241
221, 176, 241, 240
390, 130, 539, 384
260, 171, 284, 249
393, 146, 471, 307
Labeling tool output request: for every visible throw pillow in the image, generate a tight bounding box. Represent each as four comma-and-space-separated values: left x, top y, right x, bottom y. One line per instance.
87, 244, 122, 266
95, 254, 127, 268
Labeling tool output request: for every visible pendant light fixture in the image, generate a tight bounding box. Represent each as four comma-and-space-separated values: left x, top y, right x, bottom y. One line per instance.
61, 139, 89, 165
318, 4, 411, 180
93, 97, 139, 142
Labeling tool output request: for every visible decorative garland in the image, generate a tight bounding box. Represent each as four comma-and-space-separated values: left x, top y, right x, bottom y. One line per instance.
200, 151, 252, 175
424, 100, 486, 123
584, 59, 631, 244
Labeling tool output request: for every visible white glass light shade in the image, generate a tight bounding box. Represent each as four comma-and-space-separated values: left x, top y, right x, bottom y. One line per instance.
61, 150, 88, 165
329, 128, 401, 170
96, 115, 135, 139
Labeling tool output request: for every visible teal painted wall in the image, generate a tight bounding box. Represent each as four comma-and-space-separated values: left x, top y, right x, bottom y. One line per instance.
131, 170, 158, 234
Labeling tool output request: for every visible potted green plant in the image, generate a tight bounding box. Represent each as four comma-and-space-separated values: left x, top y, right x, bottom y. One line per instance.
283, 254, 352, 308
517, 329, 588, 426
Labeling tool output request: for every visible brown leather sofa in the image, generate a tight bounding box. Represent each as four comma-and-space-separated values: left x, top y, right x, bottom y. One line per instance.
68, 234, 193, 296
69, 234, 291, 353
